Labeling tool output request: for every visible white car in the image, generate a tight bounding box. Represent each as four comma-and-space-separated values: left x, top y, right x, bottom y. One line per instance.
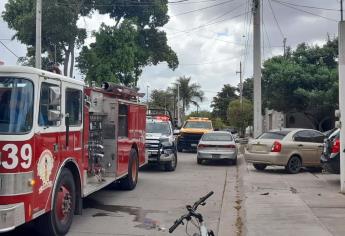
197, 131, 238, 165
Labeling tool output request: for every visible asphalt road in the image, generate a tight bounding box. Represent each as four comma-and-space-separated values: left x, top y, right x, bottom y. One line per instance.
5, 152, 241, 236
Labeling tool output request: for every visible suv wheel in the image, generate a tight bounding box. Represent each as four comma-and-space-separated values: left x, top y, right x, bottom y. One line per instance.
165, 152, 177, 171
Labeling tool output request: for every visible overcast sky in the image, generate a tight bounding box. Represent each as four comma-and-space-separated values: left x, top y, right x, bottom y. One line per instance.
0, 0, 340, 112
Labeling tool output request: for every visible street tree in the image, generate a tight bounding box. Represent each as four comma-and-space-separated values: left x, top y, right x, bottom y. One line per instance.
242, 78, 253, 101
78, 0, 178, 86
168, 76, 204, 117
149, 89, 175, 112
2, 0, 92, 76
211, 84, 238, 124
187, 110, 212, 119
227, 99, 253, 135
262, 38, 338, 128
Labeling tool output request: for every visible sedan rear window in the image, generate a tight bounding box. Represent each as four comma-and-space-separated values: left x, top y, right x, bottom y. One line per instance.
258, 131, 290, 140
202, 133, 233, 141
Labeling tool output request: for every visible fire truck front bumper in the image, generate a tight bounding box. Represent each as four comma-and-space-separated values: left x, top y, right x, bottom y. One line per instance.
0, 203, 25, 233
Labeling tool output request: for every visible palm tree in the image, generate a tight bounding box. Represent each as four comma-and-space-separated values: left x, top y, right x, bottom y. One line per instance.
169, 76, 204, 117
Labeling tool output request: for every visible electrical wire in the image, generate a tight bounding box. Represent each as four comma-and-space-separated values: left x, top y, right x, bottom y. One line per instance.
0, 40, 19, 58
168, 11, 249, 39
267, 0, 285, 39
271, 0, 338, 22
272, 0, 339, 12
174, 0, 235, 16
168, 2, 246, 37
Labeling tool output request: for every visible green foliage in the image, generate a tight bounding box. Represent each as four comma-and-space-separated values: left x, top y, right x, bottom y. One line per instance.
78, 21, 139, 85
168, 76, 204, 116
187, 110, 212, 119
149, 89, 175, 117
262, 39, 338, 115
78, 0, 178, 86
2, 0, 92, 76
211, 84, 238, 124
227, 99, 253, 134
242, 78, 253, 101
212, 117, 225, 130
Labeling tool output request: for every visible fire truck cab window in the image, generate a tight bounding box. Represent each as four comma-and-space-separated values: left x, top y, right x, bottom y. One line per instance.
118, 104, 128, 137
66, 88, 82, 126
39, 83, 60, 127
0, 77, 34, 134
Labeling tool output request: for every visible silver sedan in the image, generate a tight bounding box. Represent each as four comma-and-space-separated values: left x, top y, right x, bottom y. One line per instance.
197, 131, 238, 165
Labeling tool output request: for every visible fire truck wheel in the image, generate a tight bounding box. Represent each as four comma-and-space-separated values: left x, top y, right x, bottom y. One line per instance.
121, 149, 139, 190
38, 168, 76, 236
165, 152, 177, 171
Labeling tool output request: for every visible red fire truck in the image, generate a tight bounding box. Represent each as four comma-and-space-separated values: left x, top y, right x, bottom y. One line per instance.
0, 66, 147, 235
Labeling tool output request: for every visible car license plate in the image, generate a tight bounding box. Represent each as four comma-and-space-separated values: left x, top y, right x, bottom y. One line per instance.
252, 145, 266, 152
212, 154, 220, 159
148, 150, 157, 155
191, 144, 197, 147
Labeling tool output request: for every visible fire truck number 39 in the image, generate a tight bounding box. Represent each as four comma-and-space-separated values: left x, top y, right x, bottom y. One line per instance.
1, 144, 32, 170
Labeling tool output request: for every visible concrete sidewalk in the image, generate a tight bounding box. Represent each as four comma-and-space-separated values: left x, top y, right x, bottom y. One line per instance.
242, 162, 345, 236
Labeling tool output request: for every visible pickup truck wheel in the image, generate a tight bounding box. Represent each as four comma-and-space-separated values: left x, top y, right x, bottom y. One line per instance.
177, 146, 183, 152
38, 168, 76, 236
120, 149, 139, 190
197, 158, 203, 165
253, 163, 267, 171
165, 152, 177, 171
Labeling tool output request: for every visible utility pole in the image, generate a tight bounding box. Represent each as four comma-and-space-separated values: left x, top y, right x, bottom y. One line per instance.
236, 61, 244, 136
146, 85, 150, 105
253, 0, 262, 137
283, 37, 287, 57
35, 0, 42, 69
236, 61, 243, 105
177, 84, 181, 127
338, 0, 345, 193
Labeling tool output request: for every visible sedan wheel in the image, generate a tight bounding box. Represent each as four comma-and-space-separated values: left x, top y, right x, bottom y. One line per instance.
253, 163, 267, 171
286, 156, 302, 174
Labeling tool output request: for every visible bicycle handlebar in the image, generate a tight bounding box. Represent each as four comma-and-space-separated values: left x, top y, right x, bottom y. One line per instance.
169, 215, 185, 233
192, 191, 214, 211
169, 191, 214, 233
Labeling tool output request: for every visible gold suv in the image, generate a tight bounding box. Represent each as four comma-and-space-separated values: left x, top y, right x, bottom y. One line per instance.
244, 129, 325, 174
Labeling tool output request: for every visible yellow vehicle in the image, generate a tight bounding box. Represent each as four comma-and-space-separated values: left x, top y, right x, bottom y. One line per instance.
177, 117, 213, 152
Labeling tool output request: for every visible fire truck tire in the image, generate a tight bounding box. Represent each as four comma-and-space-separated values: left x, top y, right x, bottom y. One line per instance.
38, 168, 76, 236
120, 149, 139, 190
165, 152, 177, 171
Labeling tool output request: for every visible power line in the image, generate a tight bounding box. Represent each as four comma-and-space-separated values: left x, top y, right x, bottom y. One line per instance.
165, 27, 245, 45
168, 2, 246, 37
272, 0, 339, 12
173, 0, 235, 16
0, 40, 19, 58
267, 0, 285, 39
271, 0, 338, 22
168, 10, 249, 39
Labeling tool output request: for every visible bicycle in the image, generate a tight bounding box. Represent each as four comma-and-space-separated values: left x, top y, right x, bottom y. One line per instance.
169, 191, 215, 236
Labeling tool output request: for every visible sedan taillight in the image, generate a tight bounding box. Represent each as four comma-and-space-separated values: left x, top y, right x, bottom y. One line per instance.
271, 141, 282, 152
223, 144, 236, 149
331, 138, 340, 153
198, 144, 209, 148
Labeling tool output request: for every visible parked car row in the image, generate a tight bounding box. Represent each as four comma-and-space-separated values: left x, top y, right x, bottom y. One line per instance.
244, 128, 326, 174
